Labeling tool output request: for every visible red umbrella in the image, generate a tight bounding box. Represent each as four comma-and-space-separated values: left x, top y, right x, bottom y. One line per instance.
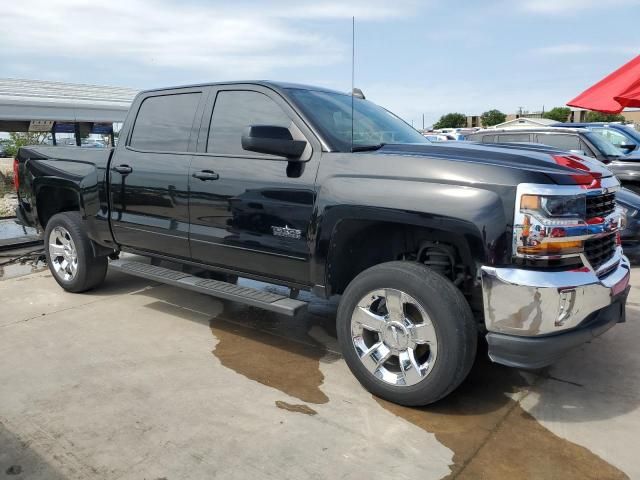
567, 54, 640, 114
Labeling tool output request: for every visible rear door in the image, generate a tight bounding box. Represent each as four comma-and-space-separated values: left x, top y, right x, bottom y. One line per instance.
109, 88, 205, 258
188, 85, 321, 285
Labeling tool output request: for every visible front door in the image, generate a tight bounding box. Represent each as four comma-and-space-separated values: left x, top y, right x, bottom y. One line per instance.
110, 88, 204, 258
188, 86, 320, 285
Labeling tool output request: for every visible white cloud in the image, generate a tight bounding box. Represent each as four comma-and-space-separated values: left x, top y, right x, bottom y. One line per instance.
521, 0, 639, 14
0, 0, 416, 78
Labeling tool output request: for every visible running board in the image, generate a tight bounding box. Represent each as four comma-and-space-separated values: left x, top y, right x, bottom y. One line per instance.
109, 259, 307, 316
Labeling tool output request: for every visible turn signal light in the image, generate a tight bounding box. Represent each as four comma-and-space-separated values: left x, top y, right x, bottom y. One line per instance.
517, 240, 583, 256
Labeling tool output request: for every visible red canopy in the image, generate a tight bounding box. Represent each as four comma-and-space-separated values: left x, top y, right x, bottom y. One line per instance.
567, 54, 640, 114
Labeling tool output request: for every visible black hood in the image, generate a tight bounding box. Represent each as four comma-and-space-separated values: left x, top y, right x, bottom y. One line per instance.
375, 142, 613, 185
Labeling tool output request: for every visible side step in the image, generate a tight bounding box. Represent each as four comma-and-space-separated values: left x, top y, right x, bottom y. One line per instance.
109, 259, 307, 316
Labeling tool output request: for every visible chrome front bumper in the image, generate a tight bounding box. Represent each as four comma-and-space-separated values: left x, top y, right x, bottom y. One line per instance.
481, 248, 630, 337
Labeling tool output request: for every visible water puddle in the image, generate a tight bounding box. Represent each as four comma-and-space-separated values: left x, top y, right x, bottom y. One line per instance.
275, 401, 317, 416
209, 311, 329, 405
376, 353, 628, 479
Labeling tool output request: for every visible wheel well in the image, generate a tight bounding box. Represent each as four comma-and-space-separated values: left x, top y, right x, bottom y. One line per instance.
37, 186, 80, 228
326, 220, 476, 296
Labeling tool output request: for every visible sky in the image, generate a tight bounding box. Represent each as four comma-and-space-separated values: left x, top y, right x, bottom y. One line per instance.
1, 0, 639, 127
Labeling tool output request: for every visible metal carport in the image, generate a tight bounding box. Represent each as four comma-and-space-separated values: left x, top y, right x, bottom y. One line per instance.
0, 78, 138, 146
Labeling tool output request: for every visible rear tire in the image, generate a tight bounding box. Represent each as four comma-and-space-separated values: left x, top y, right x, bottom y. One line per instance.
337, 261, 477, 406
44, 212, 108, 293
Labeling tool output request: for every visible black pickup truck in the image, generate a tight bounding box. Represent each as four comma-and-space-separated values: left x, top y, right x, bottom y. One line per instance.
14, 82, 631, 406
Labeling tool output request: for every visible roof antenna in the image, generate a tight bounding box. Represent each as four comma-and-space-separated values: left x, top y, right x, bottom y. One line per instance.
351, 16, 355, 152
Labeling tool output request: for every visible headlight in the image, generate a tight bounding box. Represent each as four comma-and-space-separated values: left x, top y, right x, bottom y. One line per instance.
515, 193, 588, 260
521, 194, 586, 222
514, 183, 623, 269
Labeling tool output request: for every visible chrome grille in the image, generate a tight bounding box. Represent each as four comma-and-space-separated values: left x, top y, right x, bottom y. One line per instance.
584, 233, 616, 270
586, 192, 615, 218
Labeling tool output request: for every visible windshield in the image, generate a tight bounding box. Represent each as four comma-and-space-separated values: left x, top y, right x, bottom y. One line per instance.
617, 125, 640, 143
286, 88, 429, 151
590, 126, 636, 149
584, 131, 624, 157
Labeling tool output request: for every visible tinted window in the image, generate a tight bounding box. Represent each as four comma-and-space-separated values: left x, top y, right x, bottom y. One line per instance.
208, 90, 292, 155
130, 93, 201, 152
497, 133, 531, 143
536, 134, 580, 151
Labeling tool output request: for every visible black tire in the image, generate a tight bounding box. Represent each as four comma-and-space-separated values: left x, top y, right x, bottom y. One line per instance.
337, 261, 477, 406
44, 211, 108, 293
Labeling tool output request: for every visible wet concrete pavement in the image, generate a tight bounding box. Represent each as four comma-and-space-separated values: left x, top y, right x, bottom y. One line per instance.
1, 266, 639, 479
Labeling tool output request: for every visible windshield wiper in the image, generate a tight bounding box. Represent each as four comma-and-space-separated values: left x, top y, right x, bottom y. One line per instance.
351, 143, 386, 152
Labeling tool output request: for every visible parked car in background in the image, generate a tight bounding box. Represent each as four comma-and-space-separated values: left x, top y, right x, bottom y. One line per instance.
424, 133, 451, 141
81, 139, 107, 148
553, 123, 640, 155
617, 188, 640, 262
465, 127, 640, 193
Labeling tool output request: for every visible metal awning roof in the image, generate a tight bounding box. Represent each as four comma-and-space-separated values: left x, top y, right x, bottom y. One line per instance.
0, 78, 138, 123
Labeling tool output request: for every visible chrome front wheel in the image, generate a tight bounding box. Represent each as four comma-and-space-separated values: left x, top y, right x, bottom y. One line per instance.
350, 288, 438, 387
48, 226, 78, 281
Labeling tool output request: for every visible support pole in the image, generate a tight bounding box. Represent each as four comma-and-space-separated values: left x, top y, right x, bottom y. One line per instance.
74, 122, 81, 146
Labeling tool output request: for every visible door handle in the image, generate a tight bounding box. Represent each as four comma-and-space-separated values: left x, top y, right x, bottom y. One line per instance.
113, 164, 133, 174
192, 170, 219, 181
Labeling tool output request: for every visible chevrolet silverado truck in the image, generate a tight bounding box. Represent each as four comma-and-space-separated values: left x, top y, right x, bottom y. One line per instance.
14, 82, 631, 406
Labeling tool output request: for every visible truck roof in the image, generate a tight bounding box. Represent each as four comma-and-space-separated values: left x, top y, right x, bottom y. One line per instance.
138, 81, 348, 97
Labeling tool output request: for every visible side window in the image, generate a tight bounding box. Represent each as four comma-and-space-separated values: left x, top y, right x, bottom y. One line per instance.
593, 128, 628, 147
497, 133, 531, 143
130, 93, 201, 152
579, 140, 596, 157
536, 134, 580, 151
208, 90, 292, 156
481, 135, 496, 143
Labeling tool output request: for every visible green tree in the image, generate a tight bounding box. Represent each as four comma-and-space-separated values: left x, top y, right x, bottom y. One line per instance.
584, 111, 626, 123
4, 132, 49, 157
480, 109, 506, 127
433, 112, 467, 129
542, 107, 571, 123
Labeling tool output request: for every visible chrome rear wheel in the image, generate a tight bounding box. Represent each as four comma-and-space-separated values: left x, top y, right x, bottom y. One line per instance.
48, 226, 78, 282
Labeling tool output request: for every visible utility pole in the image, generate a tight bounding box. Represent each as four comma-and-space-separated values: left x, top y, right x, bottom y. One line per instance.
422, 114, 425, 130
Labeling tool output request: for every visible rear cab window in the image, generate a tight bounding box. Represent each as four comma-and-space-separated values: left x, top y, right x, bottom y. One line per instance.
129, 92, 202, 152
535, 134, 580, 151
497, 133, 531, 143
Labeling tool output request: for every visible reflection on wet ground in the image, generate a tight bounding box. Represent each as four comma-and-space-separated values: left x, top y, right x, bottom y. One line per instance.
209, 312, 330, 405
377, 350, 627, 479
208, 286, 627, 480
0, 246, 46, 281
275, 400, 318, 416
0, 218, 40, 247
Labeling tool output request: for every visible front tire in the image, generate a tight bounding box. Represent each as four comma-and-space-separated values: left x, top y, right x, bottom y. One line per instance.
44, 212, 108, 293
337, 261, 477, 406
